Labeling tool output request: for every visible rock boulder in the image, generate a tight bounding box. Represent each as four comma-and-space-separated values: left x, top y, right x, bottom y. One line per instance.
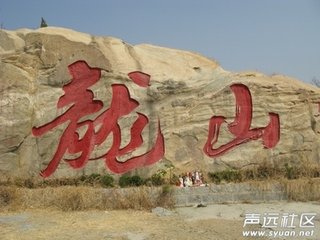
1, 27, 319, 179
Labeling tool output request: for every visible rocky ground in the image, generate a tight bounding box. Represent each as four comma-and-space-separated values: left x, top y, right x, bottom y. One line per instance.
1, 202, 319, 240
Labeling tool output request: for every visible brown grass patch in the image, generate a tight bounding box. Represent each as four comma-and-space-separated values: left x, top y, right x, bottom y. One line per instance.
282, 178, 320, 201
247, 177, 320, 202
208, 159, 320, 184
0, 187, 17, 207
0, 185, 175, 211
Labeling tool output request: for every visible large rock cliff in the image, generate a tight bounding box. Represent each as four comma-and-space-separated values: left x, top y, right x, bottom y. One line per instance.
1, 27, 320, 179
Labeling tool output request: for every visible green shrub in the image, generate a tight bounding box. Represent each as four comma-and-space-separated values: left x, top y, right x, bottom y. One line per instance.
119, 175, 131, 187
170, 173, 179, 185
255, 163, 277, 179
77, 173, 101, 186
284, 163, 299, 180
87, 173, 101, 181
208, 172, 221, 184
119, 175, 144, 187
86, 173, 101, 185
150, 169, 167, 186
208, 169, 242, 184
100, 174, 114, 187
150, 174, 165, 186
130, 175, 144, 186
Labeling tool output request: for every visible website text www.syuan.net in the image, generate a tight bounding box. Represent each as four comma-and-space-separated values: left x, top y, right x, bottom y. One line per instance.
242, 212, 317, 238
243, 229, 314, 238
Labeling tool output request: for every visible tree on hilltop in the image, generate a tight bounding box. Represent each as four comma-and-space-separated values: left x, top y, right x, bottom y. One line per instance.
312, 77, 320, 88
40, 17, 48, 28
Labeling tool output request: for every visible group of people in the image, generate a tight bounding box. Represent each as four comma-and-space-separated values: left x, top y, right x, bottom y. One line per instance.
177, 171, 205, 187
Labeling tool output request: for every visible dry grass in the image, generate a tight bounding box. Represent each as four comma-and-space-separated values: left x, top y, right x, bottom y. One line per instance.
208, 159, 320, 184
1, 178, 320, 212
282, 178, 320, 202
247, 177, 320, 202
1, 159, 319, 211
0, 187, 17, 207
253, 177, 320, 198
0, 185, 175, 212
1, 176, 106, 188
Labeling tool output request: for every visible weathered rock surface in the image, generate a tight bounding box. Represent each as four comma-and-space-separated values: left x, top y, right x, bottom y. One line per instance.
1, 27, 320, 179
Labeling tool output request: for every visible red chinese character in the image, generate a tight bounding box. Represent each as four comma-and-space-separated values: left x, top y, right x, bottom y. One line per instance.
203, 83, 280, 157
32, 61, 164, 178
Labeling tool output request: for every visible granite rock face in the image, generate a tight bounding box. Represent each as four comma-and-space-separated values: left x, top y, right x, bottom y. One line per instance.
1, 27, 320, 179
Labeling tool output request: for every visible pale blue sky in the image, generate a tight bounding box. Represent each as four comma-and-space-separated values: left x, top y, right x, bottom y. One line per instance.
1, 0, 319, 84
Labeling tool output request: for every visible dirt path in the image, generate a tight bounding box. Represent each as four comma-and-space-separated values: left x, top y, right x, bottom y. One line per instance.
1, 202, 319, 240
